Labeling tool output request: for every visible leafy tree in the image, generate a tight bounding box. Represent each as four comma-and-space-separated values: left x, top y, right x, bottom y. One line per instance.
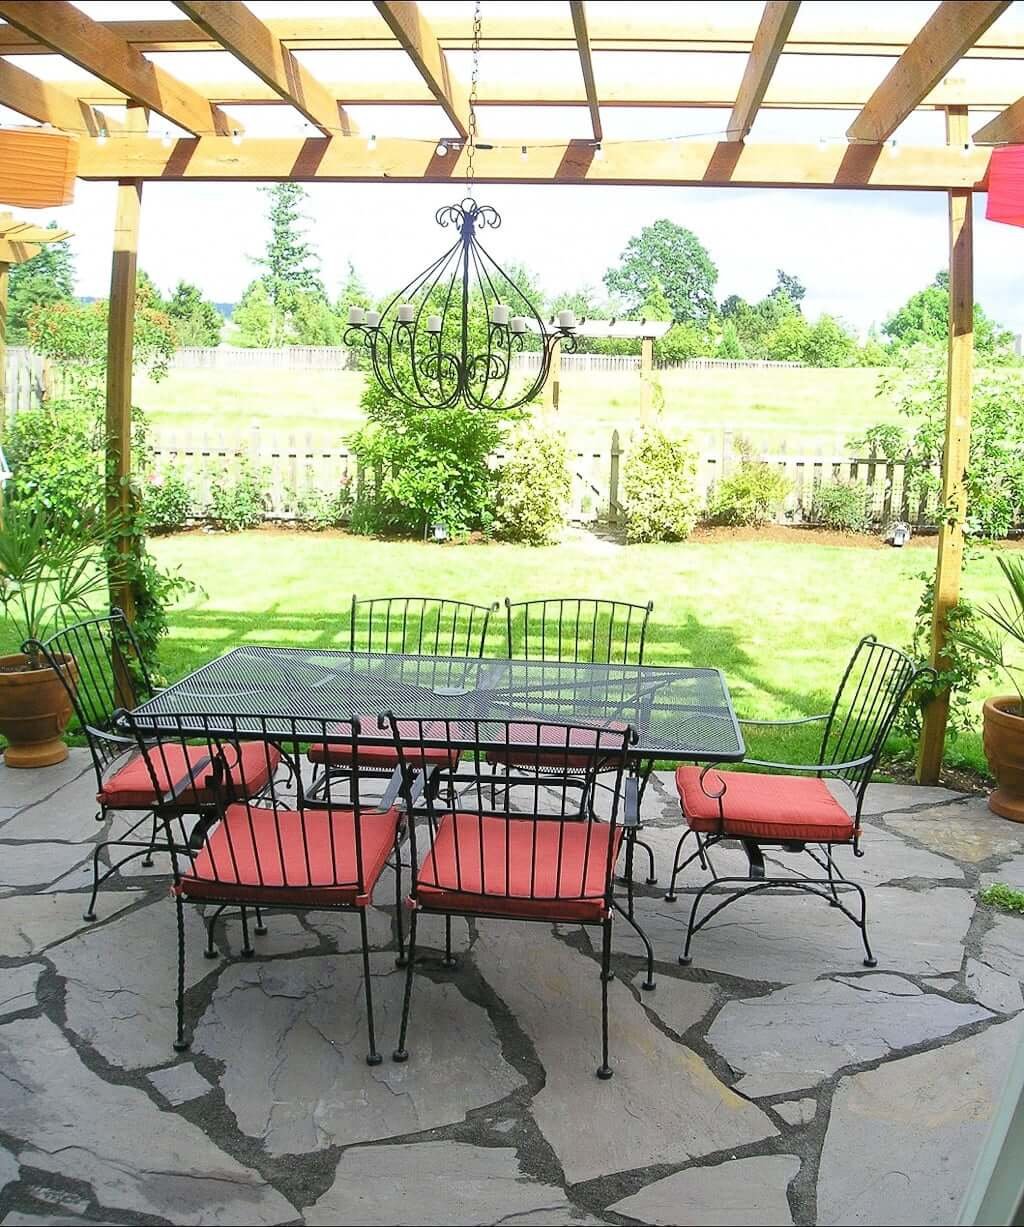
135, 269, 167, 312
639, 277, 672, 320
657, 323, 709, 362
232, 280, 274, 348
7, 222, 75, 344
167, 280, 222, 347
254, 183, 324, 307
763, 312, 811, 361
773, 269, 806, 307
603, 219, 718, 324
335, 261, 371, 319
291, 290, 342, 345
883, 271, 1013, 356
718, 320, 745, 358
802, 314, 856, 367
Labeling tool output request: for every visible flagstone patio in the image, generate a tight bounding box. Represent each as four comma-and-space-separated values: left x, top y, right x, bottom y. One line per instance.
1, 750, 1023, 1226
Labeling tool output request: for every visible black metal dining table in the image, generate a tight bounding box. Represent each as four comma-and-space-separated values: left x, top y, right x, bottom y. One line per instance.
129, 645, 746, 766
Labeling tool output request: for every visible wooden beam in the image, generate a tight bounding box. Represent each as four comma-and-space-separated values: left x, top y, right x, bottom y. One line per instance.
75, 133, 993, 191
0, 1, 237, 136
973, 95, 1024, 144
726, 1, 800, 140
0, 261, 7, 457
373, 1, 469, 139
569, 1, 601, 142
918, 107, 974, 785
0, 239, 40, 263
105, 180, 141, 621
847, 1, 1011, 143
0, 57, 113, 134
173, 2, 357, 136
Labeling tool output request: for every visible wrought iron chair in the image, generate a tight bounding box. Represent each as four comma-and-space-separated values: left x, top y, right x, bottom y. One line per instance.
389, 716, 655, 1079
119, 711, 406, 1063
27, 611, 282, 921
666, 636, 931, 969
307, 595, 498, 791
500, 596, 658, 886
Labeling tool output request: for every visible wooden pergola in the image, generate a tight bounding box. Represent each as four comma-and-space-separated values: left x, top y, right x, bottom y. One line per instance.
1, 0, 1021, 781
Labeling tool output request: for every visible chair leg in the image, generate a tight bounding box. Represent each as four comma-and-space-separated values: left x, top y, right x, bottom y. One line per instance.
204, 903, 229, 959
442, 914, 457, 968
84, 839, 161, 922
254, 905, 268, 936
140, 811, 160, 868
393, 909, 418, 1062
597, 917, 613, 1080
172, 895, 190, 1052
359, 909, 383, 1066
612, 900, 655, 991
239, 906, 255, 958
665, 829, 707, 902
393, 838, 407, 968
853, 881, 877, 967
636, 836, 657, 885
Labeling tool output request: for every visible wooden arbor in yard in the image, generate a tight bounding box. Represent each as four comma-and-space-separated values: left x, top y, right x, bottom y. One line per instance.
1, 1, 1023, 780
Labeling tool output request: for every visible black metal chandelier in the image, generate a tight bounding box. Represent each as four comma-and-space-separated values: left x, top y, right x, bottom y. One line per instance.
343, 1, 577, 412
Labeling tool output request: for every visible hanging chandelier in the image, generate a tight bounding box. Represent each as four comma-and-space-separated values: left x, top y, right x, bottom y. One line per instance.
343, 0, 577, 411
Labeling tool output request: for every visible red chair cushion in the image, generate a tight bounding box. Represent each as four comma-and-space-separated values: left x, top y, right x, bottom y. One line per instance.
307, 719, 459, 770
99, 742, 281, 810
675, 766, 855, 843
486, 720, 629, 771
178, 803, 402, 907
415, 813, 622, 922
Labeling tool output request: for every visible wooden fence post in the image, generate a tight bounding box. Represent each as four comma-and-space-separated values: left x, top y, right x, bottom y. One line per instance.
609, 429, 622, 524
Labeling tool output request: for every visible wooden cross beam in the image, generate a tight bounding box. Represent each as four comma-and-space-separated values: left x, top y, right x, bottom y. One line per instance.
373, 1, 470, 139
726, 1, 801, 141
569, 1, 602, 143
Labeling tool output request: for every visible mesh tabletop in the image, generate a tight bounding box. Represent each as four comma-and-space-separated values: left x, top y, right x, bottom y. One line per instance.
131, 647, 745, 762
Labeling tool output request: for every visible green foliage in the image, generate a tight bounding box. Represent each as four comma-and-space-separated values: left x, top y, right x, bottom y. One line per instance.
763, 312, 810, 362
803, 315, 857, 367
980, 883, 1024, 915
811, 480, 873, 533
143, 468, 195, 535
493, 429, 571, 546
7, 222, 75, 344
292, 484, 353, 531
603, 220, 718, 324
855, 352, 1024, 539
0, 500, 115, 654
708, 441, 792, 526
883, 270, 1015, 356
949, 555, 1024, 709
27, 296, 176, 383
290, 291, 342, 345
167, 280, 222, 347
622, 426, 700, 543
639, 277, 672, 320
657, 323, 708, 362
718, 320, 745, 359
5, 399, 105, 520
255, 183, 324, 310
774, 269, 806, 306
232, 280, 274, 348
207, 460, 270, 532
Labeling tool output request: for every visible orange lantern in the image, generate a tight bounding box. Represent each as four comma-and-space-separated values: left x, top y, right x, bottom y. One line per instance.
0, 127, 79, 209
985, 145, 1024, 229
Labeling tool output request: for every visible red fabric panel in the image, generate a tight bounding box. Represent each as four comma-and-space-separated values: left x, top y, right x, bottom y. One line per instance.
486, 719, 629, 771
307, 718, 459, 769
414, 812, 622, 922
99, 742, 281, 810
179, 803, 401, 906
986, 146, 1024, 228
675, 766, 855, 843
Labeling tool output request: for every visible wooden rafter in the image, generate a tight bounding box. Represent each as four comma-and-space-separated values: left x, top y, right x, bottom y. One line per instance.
569, 1, 601, 143
847, 0, 1011, 143
75, 134, 990, 192
0, 56, 116, 134
173, 2, 357, 136
372, 1, 470, 139
973, 95, 1024, 144
0, 0, 238, 136
726, 1, 800, 141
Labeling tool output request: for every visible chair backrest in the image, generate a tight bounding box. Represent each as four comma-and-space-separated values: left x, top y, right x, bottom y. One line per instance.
818, 635, 926, 801
388, 715, 634, 913
350, 595, 497, 657
26, 609, 154, 786
120, 711, 384, 900
504, 597, 654, 665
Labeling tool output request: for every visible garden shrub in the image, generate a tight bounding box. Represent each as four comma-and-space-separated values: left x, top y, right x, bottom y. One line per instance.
292, 484, 353, 531
4, 399, 105, 523
708, 441, 791, 526
207, 460, 270, 531
811, 480, 873, 533
621, 427, 700, 543
143, 468, 195, 534
493, 429, 572, 546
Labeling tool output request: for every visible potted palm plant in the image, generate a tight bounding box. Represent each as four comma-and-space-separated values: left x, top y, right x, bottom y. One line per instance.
0, 501, 113, 767
951, 555, 1024, 822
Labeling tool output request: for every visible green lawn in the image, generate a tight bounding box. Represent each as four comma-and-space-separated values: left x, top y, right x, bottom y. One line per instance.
137, 365, 896, 448
131, 528, 1011, 777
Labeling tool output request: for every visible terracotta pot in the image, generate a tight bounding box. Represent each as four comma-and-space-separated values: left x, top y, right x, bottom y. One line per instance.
982, 695, 1024, 823
0, 653, 78, 769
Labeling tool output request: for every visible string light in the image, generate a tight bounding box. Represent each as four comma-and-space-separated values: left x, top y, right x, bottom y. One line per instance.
435, 140, 449, 156
367, 133, 377, 151
889, 138, 900, 156
97, 128, 108, 146
593, 141, 604, 160
161, 131, 172, 148
231, 130, 242, 145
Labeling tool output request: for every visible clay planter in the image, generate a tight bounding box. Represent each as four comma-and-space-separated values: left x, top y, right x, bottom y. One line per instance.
0, 653, 78, 769
983, 695, 1024, 823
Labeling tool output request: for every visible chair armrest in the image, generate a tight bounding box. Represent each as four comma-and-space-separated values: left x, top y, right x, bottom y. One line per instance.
378, 764, 407, 813
160, 753, 213, 806
622, 777, 641, 829
739, 755, 873, 775
737, 714, 829, 727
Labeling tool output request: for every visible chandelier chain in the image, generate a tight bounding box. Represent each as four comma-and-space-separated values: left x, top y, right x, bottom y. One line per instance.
466, 0, 482, 197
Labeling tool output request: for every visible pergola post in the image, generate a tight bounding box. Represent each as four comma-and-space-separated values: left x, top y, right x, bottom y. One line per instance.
544, 338, 561, 413
0, 259, 8, 444
917, 105, 974, 784
105, 178, 142, 620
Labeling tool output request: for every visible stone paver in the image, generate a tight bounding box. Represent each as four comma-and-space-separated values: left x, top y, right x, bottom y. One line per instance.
0, 842, 93, 890
305, 1141, 577, 1225
0, 965, 41, 1018
976, 913, 1024, 981
473, 921, 776, 1184
776, 1098, 817, 1126
885, 800, 1023, 864
966, 958, 1024, 1014
195, 953, 524, 1155
858, 784, 964, 816
817, 1014, 1024, 1226
0, 773, 104, 843
708, 978, 990, 1097
0, 1147, 18, 1194
0, 1015, 297, 1224
610, 1155, 800, 1226
0, 752, 91, 807
981, 851, 1024, 890
0, 892, 137, 958
146, 1062, 215, 1105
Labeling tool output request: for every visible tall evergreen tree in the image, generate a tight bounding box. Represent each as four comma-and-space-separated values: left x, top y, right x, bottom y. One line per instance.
254, 184, 324, 312
167, 279, 223, 346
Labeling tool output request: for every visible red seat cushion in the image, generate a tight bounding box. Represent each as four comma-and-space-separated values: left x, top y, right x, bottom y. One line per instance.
99, 742, 281, 810
307, 719, 459, 770
675, 766, 855, 843
486, 720, 630, 772
179, 802, 402, 907
415, 813, 622, 922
